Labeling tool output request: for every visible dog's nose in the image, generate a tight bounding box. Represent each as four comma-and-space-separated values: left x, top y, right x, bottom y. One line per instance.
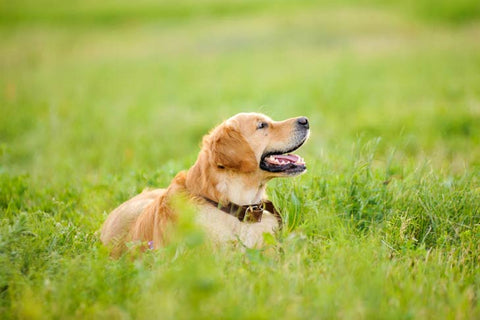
297, 117, 309, 129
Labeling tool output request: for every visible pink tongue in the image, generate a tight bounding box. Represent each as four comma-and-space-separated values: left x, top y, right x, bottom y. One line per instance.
274, 154, 299, 163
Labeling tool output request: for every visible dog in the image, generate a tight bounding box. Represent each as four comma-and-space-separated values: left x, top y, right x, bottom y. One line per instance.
100, 112, 309, 257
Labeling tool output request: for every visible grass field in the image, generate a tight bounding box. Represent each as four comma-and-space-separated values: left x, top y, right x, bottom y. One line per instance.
1, 0, 480, 319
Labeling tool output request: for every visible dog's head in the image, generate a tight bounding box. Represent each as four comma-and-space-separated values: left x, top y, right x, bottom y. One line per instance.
210, 112, 310, 177
186, 112, 310, 205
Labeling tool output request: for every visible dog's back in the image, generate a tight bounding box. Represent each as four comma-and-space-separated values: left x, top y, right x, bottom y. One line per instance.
100, 189, 166, 256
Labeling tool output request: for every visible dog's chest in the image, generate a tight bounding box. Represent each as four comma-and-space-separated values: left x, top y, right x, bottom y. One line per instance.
195, 205, 279, 248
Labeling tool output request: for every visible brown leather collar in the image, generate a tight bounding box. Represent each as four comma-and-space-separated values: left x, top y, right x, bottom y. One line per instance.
202, 197, 282, 225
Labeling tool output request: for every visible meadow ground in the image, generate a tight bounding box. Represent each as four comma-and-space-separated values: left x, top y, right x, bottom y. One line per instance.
1, 1, 480, 319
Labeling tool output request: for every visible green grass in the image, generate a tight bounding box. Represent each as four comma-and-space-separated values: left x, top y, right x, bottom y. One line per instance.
1, 1, 479, 319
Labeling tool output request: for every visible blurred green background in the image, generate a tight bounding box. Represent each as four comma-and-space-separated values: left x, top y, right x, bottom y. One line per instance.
2, 0, 480, 180
1, 0, 479, 319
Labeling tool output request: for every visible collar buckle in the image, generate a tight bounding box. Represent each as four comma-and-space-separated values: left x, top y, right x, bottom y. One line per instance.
243, 203, 265, 223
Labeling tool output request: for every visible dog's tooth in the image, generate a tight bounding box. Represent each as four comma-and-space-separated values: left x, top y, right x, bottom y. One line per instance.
293, 156, 304, 165
267, 156, 281, 165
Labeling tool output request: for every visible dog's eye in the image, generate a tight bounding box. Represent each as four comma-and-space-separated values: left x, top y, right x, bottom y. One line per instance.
257, 122, 268, 130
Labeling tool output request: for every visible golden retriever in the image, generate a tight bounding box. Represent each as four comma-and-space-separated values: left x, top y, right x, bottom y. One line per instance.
100, 112, 310, 257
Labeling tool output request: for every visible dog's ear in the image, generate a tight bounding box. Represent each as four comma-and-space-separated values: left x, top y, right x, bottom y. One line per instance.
211, 125, 257, 173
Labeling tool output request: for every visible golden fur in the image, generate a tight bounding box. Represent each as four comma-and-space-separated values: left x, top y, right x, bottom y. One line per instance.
101, 112, 309, 257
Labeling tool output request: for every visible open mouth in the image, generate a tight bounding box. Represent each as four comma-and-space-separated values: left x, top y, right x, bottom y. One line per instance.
260, 141, 307, 175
